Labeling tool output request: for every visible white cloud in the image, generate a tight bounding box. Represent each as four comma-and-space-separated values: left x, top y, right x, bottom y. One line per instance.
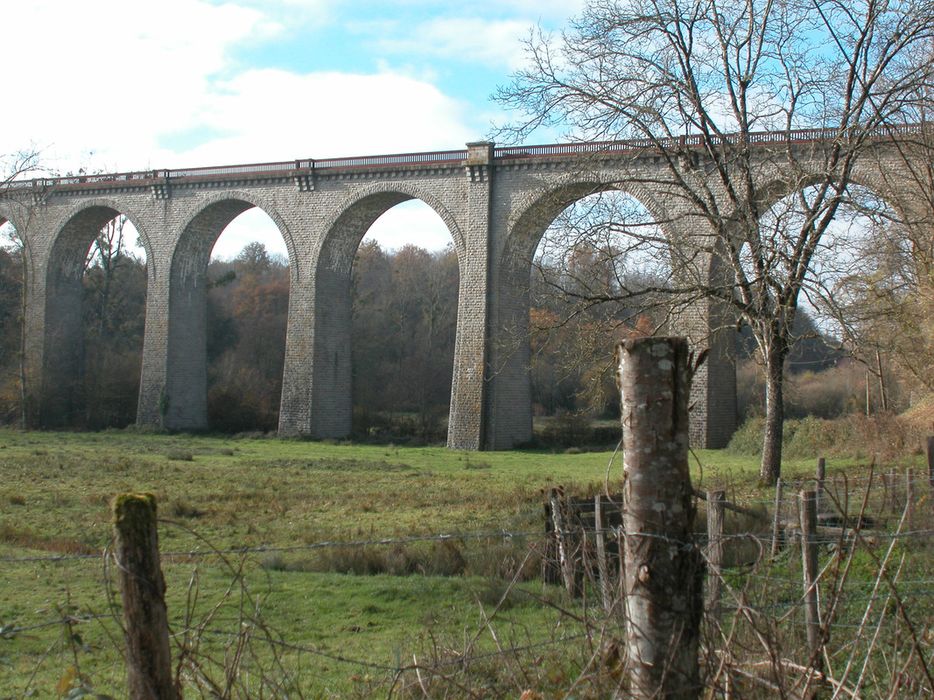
172, 68, 475, 167
2, 0, 275, 173
233, 0, 334, 31
374, 18, 532, 70
1, 0, 502, 257
1, 2, 479, 171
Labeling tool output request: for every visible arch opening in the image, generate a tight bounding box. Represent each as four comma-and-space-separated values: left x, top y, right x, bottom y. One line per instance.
166, 200, 291, 433
489, 185, 674, 449
529, 190, 672, 442
313, 194, 461, 444
0, 219, 24, 424
351, 200, 459, 443
43, 207, 149, 428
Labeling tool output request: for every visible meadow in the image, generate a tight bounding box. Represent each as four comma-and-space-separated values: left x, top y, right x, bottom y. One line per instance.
0, 428, 924, 697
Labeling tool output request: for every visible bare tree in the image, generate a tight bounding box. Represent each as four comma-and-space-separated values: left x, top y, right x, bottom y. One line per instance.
813, 104, 934, 403
497, 0, 934, 483
85, 215, 131, 338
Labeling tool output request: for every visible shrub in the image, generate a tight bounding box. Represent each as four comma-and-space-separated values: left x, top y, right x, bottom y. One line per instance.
728, 413, 926, 460
726, 417, 767, 455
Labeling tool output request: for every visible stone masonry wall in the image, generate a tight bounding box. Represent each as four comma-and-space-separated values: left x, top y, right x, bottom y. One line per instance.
8, 138, 914, 449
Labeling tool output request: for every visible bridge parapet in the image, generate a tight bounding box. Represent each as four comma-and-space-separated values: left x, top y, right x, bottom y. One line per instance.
2, 123, 924, 198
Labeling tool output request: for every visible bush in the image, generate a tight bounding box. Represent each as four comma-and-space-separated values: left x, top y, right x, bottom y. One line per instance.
725, 417, 768, 455
728, 413, 926, 460
351, 407, 449, 445
300, 540, 468, 577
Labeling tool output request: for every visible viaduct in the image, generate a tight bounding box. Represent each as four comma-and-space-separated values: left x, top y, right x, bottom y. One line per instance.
0, 127, 926, 450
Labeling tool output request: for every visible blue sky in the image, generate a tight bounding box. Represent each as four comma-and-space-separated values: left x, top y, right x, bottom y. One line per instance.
4, 0, 584, 256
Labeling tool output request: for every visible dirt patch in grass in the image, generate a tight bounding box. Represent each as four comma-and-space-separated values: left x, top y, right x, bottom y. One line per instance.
0, 523, 97, 555
245, 458, 415, 472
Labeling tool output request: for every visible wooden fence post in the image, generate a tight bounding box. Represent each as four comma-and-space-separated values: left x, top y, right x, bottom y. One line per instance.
889, 469, 900, 515
881, 472, 890, 515
706, 490, 725, 619
770, 478, 784, 560
594, 494, 613, 613
815, 458, 826, 514
905, 468, 915, 532
112, 493, 178, 700
548, 488, 578, 597
799, 490, 822, 671
618, 337, 702, 699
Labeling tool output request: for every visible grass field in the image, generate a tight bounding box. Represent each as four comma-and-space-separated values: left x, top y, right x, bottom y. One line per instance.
0, 428, 924, 697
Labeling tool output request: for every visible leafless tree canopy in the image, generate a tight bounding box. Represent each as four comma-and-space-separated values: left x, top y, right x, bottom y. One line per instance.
497, 0, 934, 482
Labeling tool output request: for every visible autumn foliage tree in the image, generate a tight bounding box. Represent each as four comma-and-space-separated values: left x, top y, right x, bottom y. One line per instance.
206, 243, 289, 433
351, 241, 459, 440
0, 245, 24, 422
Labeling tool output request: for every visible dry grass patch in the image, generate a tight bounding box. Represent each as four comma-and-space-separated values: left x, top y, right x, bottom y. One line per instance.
0, 523, 97, 555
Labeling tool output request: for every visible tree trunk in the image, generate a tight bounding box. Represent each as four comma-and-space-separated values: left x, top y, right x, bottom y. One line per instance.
618, 337, 702, 699
760, 343, 785, 485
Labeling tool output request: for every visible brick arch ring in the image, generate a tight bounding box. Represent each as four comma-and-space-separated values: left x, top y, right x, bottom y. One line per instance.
49, 197, 159, 279
317, 181, 467, 267
503, 172, 676, 266
173, 189, 301, 280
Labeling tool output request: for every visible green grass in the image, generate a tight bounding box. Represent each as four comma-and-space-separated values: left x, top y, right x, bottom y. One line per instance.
0, 428, 836, 546
0, 427, 914, 697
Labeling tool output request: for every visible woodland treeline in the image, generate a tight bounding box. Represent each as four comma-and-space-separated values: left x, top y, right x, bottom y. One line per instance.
0, 215, 868, 442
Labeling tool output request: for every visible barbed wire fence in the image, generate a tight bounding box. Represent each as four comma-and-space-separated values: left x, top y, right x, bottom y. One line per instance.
2, 349, 932, 698
1, 468, 933, 698
0, 352, 934, 700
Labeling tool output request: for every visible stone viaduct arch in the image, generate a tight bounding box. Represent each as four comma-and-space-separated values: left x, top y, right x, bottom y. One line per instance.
161, 193, 296, 430
41, 200, 153, 426
1, 131, 925, 449
304, 184, 466, 441
486, 176, 679, 448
